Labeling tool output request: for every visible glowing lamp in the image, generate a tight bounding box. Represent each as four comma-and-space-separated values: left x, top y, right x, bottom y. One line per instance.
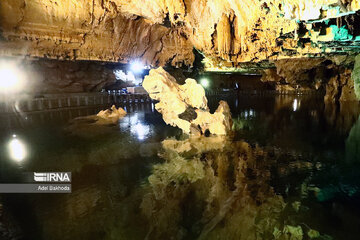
200, 78, 209, 88
130, 61, 144, 74
8, 136, 27, 162
0, 62, 26, 93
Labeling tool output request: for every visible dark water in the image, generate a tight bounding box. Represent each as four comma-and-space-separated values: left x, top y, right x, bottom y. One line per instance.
1, 95, 360, 240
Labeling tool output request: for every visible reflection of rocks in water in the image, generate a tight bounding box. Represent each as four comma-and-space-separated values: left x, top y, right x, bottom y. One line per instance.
346, 114, 360, 162
37, 180, 148, 240
35, 134, 160, 173
65, 117, 117, 138
141, 136, 324, 240
65, 105, 126, 138
0, 201, 23, 240
161, 136, 228, 154
66, 186, 101, 219
325, 101, 360, 134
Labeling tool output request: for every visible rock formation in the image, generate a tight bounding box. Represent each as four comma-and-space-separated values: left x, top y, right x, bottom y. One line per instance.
143, 67, 232, 135
66, 105, 127, 137
2, 1, 360, 100
1, 58, 117, 93
0, 0, 194, 67
140, 136, 327, 239
325, 68, 358, 102
352, 54, 360, 99
2, 0, 360, 69
259, 56, 360, 102
261, 58, 326, 91
97, 105, 127, 121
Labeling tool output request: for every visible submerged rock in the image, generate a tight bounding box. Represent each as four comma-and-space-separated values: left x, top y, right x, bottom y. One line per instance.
97, 105, 127, 121
143, 67, 232, 135
65, 105, 127, 138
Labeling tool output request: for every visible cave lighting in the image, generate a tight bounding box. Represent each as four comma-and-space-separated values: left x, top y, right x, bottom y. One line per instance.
114, 69, 142, 85
200, 78, 210, 88
0, 61, 26, 93
130, 61, 144, 74
293, 99, 301, 112
7, 135, 27, 162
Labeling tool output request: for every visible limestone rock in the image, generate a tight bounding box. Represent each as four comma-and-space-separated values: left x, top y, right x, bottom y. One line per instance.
143, 67, 232, 135
192, 101, 233, 136
2, 0, 360, 69
261, 69, 282, 83
97, 105, 127, 121
261, 58, 330, 91
326, 68, 358, 102
352, 54, 360, 100
65, 106, 127, 138
274, 58, 326, 85
0, 0, 194, 67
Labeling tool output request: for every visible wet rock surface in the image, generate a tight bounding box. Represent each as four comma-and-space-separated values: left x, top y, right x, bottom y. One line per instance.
65, 105, 127, 138
143, 67, 232, 135
96, 105, 127, 122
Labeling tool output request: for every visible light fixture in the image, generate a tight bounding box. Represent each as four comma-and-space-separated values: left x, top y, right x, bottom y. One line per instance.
130, 61, 144, 74
0, 61, 26, 94
7, 135, 27, 162
200, 78, 209, 88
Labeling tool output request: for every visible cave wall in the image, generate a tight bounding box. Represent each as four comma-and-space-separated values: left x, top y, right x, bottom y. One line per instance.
325, 68, 358, 102
199, 73, 267, 90
0, 0, 194, 67
2, 0, 360, 69
9, 58, 117, 94
2, 0, 360, 97
260, 56, 360, 102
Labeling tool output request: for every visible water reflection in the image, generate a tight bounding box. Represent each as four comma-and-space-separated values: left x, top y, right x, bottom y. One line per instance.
1, 96, 360, 239
346, 115, 360, 162
141, 136, 325, 240
120, 112, 153, 141
293, 99, 300, 112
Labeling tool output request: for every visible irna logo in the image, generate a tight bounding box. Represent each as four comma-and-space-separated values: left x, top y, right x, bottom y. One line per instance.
34, 172, 71, 182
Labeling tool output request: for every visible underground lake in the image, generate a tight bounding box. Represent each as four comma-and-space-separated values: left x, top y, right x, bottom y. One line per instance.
1, 95, 360, 239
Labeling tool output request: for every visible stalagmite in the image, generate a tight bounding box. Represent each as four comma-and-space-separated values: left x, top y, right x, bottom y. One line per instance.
143, 67, 232, 135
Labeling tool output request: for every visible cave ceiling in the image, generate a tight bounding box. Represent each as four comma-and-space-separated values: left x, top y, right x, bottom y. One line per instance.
1, 0, 360, 70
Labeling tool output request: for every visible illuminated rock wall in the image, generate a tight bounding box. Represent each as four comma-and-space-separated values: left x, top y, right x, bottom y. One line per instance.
11, 59, 117, 93
1, 0, 360, 68
0, 0, 194, 67
352, 54, 360, 99
326, 68, 358, 102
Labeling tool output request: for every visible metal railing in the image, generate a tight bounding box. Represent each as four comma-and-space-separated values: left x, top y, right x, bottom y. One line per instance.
0, 92, 152, 113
